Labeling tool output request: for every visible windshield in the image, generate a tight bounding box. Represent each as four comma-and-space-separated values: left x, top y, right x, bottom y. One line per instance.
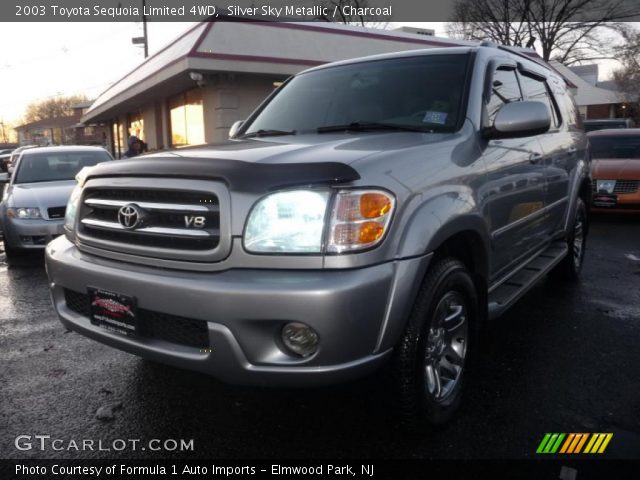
584, 122, 627, 132
243, 54, 470, 136
590, 136, 640, 159
14, 151, 111, 184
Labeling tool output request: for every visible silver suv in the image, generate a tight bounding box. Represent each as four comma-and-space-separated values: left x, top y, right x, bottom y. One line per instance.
45, 44, 590, 427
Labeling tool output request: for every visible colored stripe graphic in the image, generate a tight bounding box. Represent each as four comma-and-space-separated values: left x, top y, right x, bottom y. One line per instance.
536, 433, 552, 453
574, 433, 589, 453
537, 433, 613, 454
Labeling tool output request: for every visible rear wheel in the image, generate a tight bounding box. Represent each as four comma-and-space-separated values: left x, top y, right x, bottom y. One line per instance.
393, 257, 478, 429
551, 197, 587, 281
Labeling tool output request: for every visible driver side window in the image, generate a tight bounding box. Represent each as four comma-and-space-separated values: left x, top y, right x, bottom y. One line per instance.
486, 68, 522, 124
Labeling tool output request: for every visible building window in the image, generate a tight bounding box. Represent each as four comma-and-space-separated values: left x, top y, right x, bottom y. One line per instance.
169, 89, 205, 147
128, 112, 144, 142
112, 122, 125, 158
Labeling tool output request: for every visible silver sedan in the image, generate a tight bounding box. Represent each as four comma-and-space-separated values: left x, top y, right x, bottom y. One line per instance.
0, 146, 112, 264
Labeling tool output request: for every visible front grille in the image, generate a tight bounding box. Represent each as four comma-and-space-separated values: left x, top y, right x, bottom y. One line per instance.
78, 187, 220, 252
48, 206, 66, 219
593, 180, 639, 194
64, 289, 209, 348
613, 180, 639, 194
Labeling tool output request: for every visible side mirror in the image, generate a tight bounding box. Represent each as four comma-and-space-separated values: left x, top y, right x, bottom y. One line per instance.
0, 172, 8, 184
485, 101, 551, 139
229, 120, 244, 139
7, 166, 13, 175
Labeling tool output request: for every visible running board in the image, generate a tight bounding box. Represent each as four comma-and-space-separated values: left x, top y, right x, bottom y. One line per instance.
488, 241, 568, 320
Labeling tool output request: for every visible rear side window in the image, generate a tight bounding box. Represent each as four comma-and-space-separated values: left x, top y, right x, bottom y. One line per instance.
486, 67, 522, 123
519, 74, 562, 129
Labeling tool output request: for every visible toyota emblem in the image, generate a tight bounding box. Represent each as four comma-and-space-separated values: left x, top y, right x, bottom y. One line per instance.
118, 204, 141, 229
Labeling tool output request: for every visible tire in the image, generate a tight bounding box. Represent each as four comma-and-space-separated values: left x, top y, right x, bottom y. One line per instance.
2, 241, 20, 265
392, 257, 479, 429
551, 197, 587, 281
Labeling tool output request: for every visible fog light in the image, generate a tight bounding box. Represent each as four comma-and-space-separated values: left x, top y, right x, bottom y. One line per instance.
281, 322, 319, 357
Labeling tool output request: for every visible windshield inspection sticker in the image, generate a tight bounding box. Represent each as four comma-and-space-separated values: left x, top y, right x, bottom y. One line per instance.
423, 111, 448, 125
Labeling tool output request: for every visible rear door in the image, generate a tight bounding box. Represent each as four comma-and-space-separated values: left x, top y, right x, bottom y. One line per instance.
519, 71, 575, 236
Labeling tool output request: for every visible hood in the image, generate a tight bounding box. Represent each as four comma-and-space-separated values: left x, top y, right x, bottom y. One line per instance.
592, 158, 640, 180
85, 131, 464, 192
8, 180, 76, 216
165, 132, 455, 165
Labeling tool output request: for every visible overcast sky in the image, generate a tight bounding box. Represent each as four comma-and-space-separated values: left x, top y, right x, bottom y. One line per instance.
0, 21, 622, 126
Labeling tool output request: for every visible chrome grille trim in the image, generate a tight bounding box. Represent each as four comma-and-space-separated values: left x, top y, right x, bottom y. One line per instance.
84, 198, 215, 213
81, 218, 216, 237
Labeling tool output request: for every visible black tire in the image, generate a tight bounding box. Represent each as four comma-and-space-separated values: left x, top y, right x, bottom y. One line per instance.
2, 241, 21, 265
551, 197, 587, 281
392, 257, 479, 429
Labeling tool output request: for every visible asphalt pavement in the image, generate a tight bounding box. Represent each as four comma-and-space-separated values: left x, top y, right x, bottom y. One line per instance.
1, 213, 639, 460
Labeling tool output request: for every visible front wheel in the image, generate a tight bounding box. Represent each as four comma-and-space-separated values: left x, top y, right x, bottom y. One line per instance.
2, 240, 21, 266
392, 257, 478, 429
551, 197, 587, 281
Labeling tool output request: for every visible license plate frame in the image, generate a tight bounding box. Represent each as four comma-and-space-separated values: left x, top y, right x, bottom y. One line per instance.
88, 287, 137, 336
593, 193, 618, 207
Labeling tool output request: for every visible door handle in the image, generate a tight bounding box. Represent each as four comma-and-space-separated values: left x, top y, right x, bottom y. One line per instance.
529, 153, 543, 164
567, 147, 577, 155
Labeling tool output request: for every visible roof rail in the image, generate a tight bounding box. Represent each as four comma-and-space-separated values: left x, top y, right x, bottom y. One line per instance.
496, 45, 551, 71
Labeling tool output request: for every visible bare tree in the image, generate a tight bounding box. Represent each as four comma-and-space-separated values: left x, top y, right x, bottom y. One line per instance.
0, 121, 17, 144
447, 0, 639, 64
23, 94, 88, 124
613, 25, 640, 119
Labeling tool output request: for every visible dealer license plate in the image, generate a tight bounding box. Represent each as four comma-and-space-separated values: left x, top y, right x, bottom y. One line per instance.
88, 287, 137, 336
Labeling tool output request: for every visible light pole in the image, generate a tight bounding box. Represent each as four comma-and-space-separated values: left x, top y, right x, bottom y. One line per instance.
131, 0, 148, 58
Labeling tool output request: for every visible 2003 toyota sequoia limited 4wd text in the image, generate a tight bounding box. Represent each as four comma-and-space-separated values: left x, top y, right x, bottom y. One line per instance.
46, 44, 591, 427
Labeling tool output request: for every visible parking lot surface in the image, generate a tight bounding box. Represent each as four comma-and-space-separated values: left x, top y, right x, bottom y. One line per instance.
1, 214, 639, 459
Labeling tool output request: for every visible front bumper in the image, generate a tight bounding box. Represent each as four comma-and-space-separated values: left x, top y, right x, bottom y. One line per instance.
2, 216, 64, 249
45, 236, 431, 387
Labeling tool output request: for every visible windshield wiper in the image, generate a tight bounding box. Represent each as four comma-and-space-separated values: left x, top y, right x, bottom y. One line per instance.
317, 122, 439, 133
240, 129, 296, 138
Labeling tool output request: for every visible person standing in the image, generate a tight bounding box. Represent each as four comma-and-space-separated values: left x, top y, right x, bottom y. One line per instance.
123, 135, 143, 158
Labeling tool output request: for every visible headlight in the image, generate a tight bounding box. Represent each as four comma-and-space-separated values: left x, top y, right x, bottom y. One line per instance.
64, 184, 82, 233
244, 188, 395, 254
7, 207, 42, 219
244, 190, 330, 253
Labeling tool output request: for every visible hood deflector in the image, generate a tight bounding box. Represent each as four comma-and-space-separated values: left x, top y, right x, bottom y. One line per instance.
85, 157, 360, 193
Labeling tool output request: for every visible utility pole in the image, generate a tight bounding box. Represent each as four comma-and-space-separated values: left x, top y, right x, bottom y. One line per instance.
142, 0, 148, 58
131, 0, 149, 58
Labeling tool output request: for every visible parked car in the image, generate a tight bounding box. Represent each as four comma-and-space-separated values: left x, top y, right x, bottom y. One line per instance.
588, 128, 640, 212
0, 153, 11, 173
0, 146, 113, 263
45, 44, 590, 427
583, 118, 635, 132
5, 145, 38, 172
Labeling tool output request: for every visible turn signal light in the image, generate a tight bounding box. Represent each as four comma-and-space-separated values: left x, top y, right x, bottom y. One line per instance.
327, 190, 395, 253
